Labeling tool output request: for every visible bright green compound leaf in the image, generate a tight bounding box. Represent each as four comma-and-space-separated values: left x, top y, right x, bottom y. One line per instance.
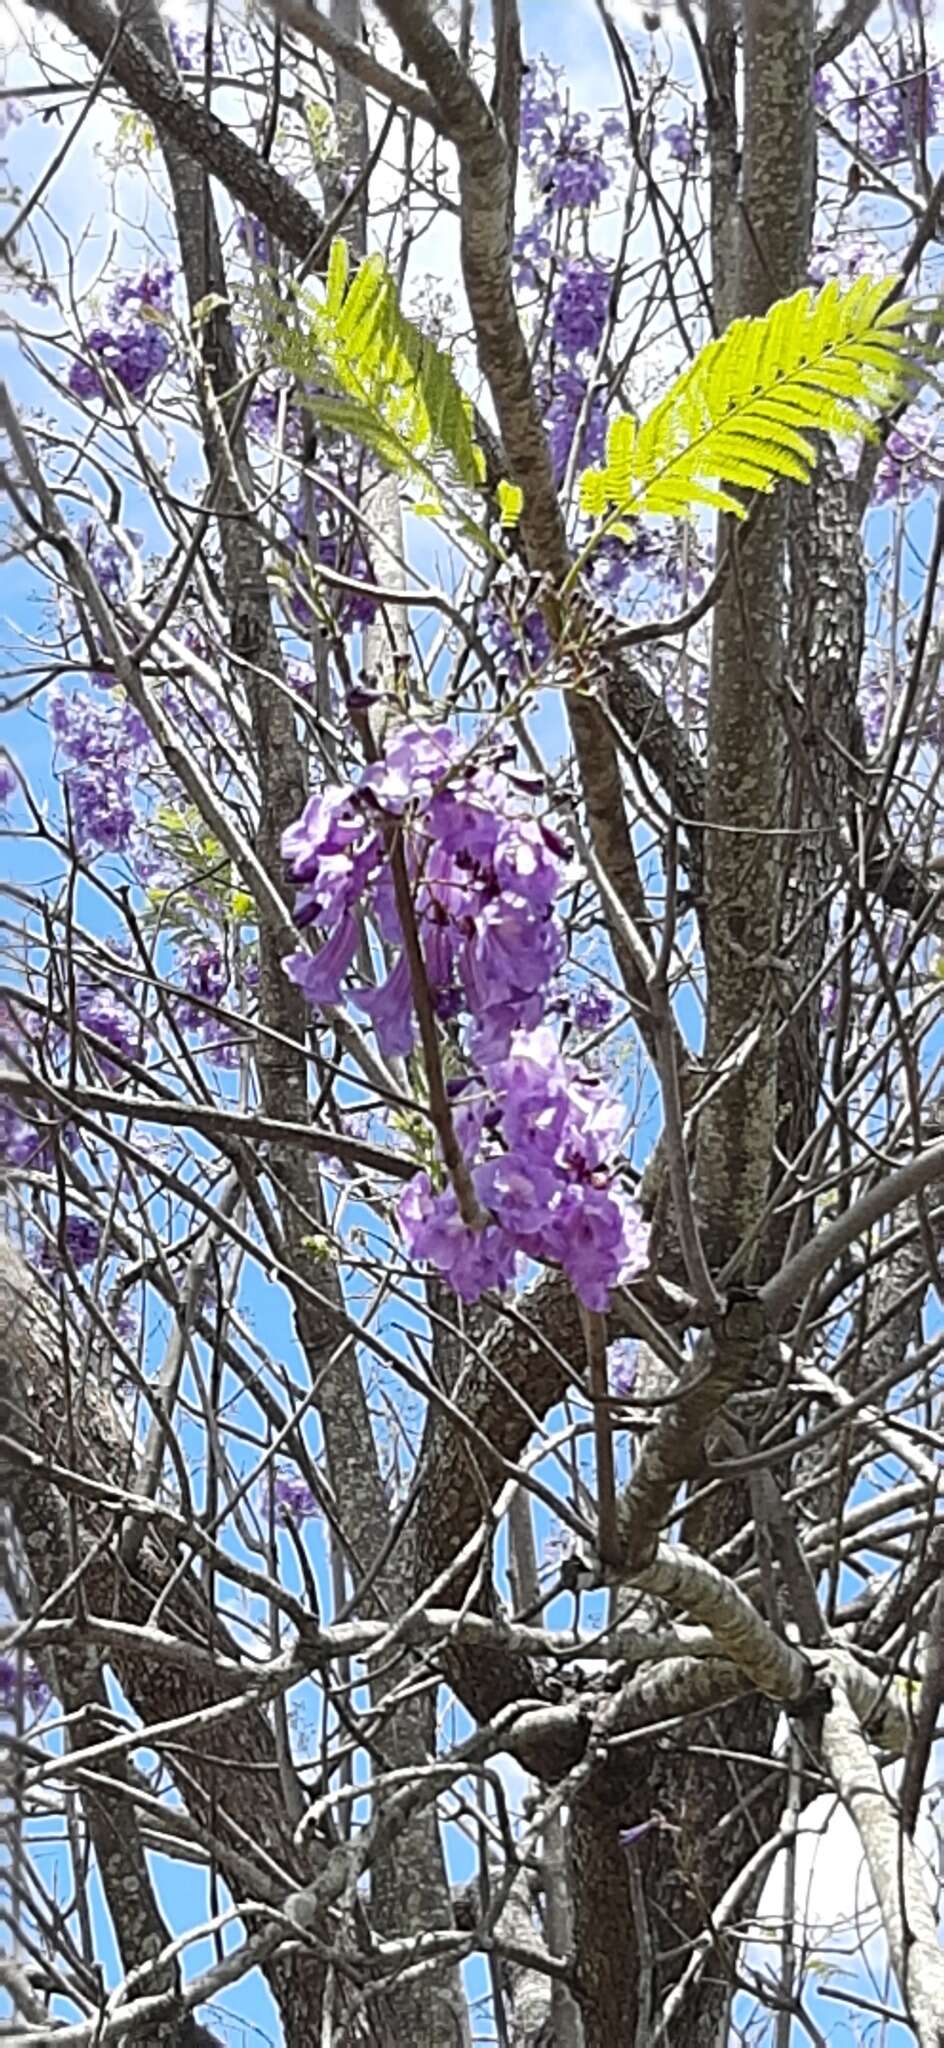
577, 275, 919, 524
496, 479, 524, 528
261, 238, 484, 495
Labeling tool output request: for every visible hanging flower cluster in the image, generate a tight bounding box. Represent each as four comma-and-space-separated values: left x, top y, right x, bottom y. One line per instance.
37, 1213, 101, 1275
512, 67, 623, 490
0, 1655, 50, 1716
552, 260, 612, 360
871, 411, 941, 505
815, 52, 944, 162
281, 722, 649, 1309
49, 686, 151, 852
401, 1027, 649, 1309
282, 724, 569, 1056
271, 1467, 321, 1523
68, 267, 174, 405
520, 60, 625, 212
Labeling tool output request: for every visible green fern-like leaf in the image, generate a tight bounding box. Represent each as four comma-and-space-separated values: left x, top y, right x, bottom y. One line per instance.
497, 479, 524, 528
580, 276, 917, 523
261, 239, 482, 492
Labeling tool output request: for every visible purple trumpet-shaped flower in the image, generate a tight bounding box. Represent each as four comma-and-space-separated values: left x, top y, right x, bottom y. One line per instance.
609, 1341, 638, 1396
0, 1656, 50, 1715
37, 1213, 101, 1275
78, 985, 140, 1063
542, 1182, 644, 1312
49, 685, 150, 852
494, 819, 567, 913
361, 725, 458, 813
545, 366, 608, 483
446, 1076, 494, 1157
284, 912, 360, 1007
461, 901, 566, 1036
572, 984, 613, 1032
428, 774, 504, 862
399, 1174, 518, 1302
283, 787, 383, 935
552, 261, 612, 360
109, 267, 174, 318
474, 1150, 563, 1238
618, 1818, 658, 1850
283, 786, 370, 882
272, 1467, 321, 1523
662, 121, 698, 164
398, 1026, 649, 1312
68, 323, 171, 404
872, 413, 940, 506
350, 953, 416, 1057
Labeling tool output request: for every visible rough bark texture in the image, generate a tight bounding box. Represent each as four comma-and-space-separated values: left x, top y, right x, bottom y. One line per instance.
696, 0, 816, 1272
6, 3, 943, 2044
0, 1243, 329, 2036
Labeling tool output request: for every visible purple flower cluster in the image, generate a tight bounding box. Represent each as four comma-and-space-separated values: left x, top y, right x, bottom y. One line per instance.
0, 1655, 50, 1716
78, 984, 141, 1072
0, 1097, 45, 1169
858, 667, 898, 750
809, 233, 887, 287
545, 368, 607, 483
832, 56, 944, 163
272, 1468, 321, 1524
571, 984, 613, 1033
872, 412, 940, 505
177, 943, 229, 1014
513, 219, 554, 291
167, 20, 202, 68
172, 944, 242, 1067
77, 520, 142, 602
236, 214, 273, 266
49, 686, 151, 852
552, 261, 612, 360
166, 17, 246, 70
587, 523, 711, 611
0, 757, 16, 807
482, 594, 552, 679
110, 267, 175, 319
68, 267, 174, 405
282, 722, 648, 1310
401, 1027, 648, 1309
248, 385, 303, 451
662, 119, 700, 165
69, 327, 171, 405
37, 1213, 101, 1275
283, 724, 571, 1059
0, 1005, 64, 1172
521, 62, 624, 212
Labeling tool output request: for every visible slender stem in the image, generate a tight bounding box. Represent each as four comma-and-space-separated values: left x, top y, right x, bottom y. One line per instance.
581, 1305, 620, 1568
388, 831, 485, 1228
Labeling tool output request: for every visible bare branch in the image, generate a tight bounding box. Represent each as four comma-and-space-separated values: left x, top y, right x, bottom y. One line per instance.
821, 1682, 944, 2047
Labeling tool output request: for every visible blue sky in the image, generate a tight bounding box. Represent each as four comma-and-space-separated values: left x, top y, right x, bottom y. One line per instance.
3, 2, 944, 2043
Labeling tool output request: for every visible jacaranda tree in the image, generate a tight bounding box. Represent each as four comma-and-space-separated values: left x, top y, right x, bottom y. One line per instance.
2, 0, 944, 2041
